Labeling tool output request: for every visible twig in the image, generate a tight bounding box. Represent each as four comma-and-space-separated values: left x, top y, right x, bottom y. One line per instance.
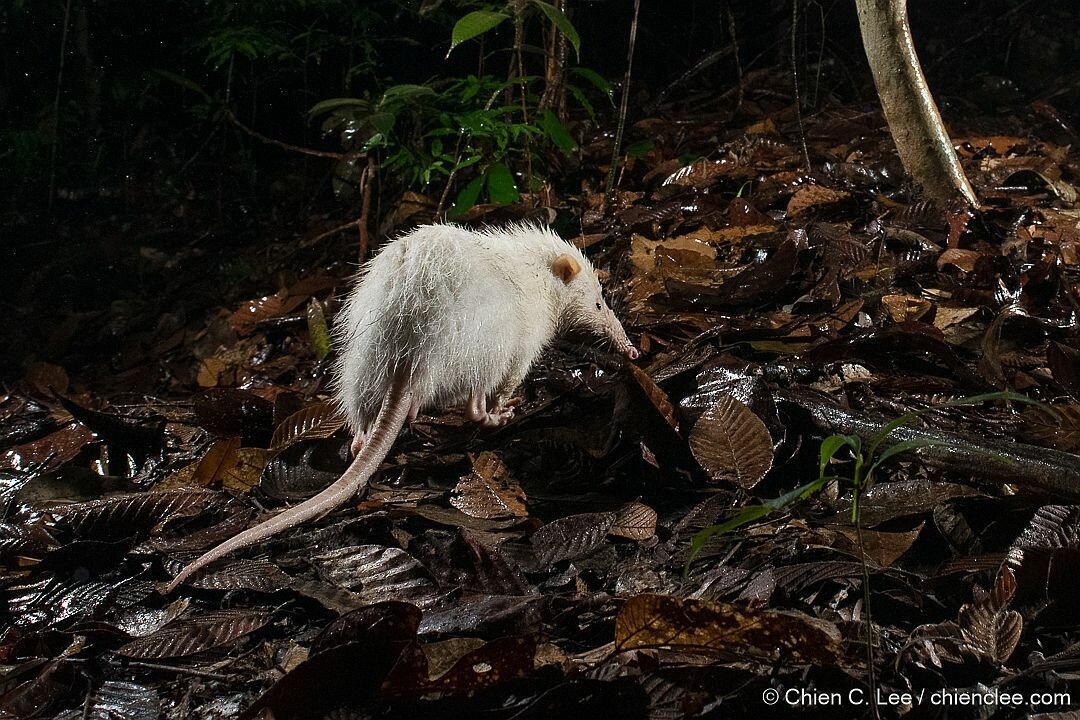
357, 155, 375, 262
124, 659, 234, 681
603, 0, 641, 211
791, 0, 812, 173
225, 109, 360, 161
306, 217, 363, 247
726, 5, 744, 111
48, 0, 74, 209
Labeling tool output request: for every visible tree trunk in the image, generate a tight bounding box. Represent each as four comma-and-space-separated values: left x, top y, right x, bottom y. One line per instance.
855, 0, 977, 207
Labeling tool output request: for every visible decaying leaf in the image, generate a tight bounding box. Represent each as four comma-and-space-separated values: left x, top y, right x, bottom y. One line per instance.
531, 512, 617, 566
0, 422, 96, 472
615, 594, 843, 665
1022, 405, 1080, 453
47, 489, 216, 539
957, 565, 1023, 664
382, 636, 538, 697
312, 545, 440, 607
450, 451, 528, 520
270, 402, 345, 450
610, 501, 658, 541
688, 395, 773, 488
116, 609, 271, 658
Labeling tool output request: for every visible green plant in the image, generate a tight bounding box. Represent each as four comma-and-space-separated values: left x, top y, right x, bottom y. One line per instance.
310, 1, 610, 218
685, 390, 1045, 571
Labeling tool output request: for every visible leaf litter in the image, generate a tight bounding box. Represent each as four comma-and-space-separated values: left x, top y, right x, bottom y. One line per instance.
4, 68, 1080, 720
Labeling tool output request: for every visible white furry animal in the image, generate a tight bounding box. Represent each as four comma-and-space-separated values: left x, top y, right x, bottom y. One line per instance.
167, 224, 637, 592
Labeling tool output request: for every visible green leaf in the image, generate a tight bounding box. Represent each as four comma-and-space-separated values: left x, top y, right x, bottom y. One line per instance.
306, 299, 331, 361
308, 97, 369, 119
818, 434, 858, 479
449, 11, 510, 55
539, 109, 578, 154
531, 0, 581, 60
565, 84, 596, 120
866, 439, 942, 477
867, 390, 1044, 461
378, 84, 436, 108
152, 70, 211, 103
571, 67, 612, 101
448, 174, 484, 219
624, 139, 655, 158
684, 477, 828, 572
484, 162, 519, 204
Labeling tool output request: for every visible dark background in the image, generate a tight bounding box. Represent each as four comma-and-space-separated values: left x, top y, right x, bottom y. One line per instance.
1, 0, 1077, 381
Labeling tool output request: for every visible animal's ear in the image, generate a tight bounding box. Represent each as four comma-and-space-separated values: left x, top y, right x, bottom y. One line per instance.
551, 253, 581, 285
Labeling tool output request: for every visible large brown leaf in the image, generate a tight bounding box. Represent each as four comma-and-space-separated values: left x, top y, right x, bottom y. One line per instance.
615, 594, 843, 665
688, 395, 773, 488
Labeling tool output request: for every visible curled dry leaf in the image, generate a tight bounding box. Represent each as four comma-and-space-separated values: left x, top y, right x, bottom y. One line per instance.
882, 293, 932, 323
269, 401, 345, 450
957, 565, 1022, 664
190, 439, 270, 492
609, 501, 658, 541
688, 395, 774, 488
623, 363, 679, 432
615, 594, 843, 665
229, 290, 306, 335
450, 451, 527, 520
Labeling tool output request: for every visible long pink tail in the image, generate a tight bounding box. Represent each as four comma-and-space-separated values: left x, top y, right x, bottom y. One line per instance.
166, 378, 414, 593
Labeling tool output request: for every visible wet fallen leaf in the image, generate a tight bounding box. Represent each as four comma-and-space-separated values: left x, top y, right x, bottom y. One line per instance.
615, 594, 843, 665
688, 395, 773, 488
450, 451, 528, 520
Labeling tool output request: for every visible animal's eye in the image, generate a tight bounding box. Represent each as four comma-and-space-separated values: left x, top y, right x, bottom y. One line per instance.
595, 302, 602, 310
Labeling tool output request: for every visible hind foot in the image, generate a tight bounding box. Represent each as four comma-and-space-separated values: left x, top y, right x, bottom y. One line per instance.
467, 392, 516, 428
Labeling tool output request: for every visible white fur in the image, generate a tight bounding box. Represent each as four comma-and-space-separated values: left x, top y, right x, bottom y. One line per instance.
331, 223, 634, 435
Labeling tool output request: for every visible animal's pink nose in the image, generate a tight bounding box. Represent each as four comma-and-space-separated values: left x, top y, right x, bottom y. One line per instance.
625, 346, 640, 360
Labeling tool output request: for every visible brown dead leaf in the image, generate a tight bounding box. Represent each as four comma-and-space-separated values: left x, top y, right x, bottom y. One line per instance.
196, 357, 227, 388
0, 422, 96, 472
825, 523, 923, 568
957, 565, 1022, 664
615, 594, 843, 665
1021, 405, 1080, 453
229, 290, 306, 335
937, 248, 982, 273
117, 610, 272, 658
270, 402, 346, 451
609, 501, 658, 541
786, 185, 851, 217
661, 158, 732, 188
688, 396, 773, 488
882, 294, 932, 323
450, 452, 528, 520
933, 306, 980, 330
190, 438, 269, 492
24, 362, 70, 396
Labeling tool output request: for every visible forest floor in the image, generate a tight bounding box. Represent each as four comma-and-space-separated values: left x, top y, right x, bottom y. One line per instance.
3, 71, 1080, 719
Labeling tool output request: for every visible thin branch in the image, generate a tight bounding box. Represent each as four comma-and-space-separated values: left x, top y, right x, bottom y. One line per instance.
225, 109, 360, 161
48, 0, 74, 209
603, 0, 641, 210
